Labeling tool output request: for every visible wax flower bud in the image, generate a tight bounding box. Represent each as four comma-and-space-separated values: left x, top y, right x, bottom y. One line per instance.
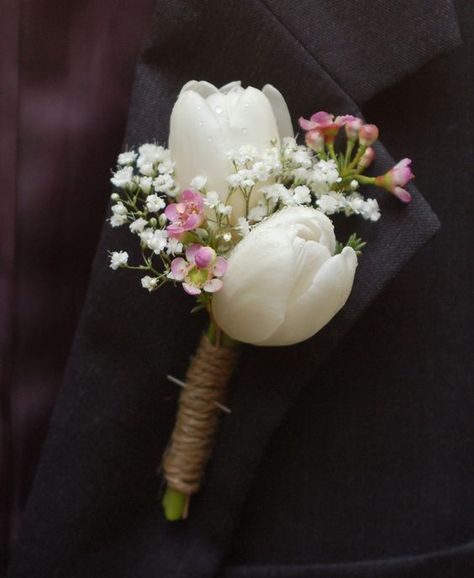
337, 115, 363, 141
359, 124, 379, 147
375, 158, 414, 203
358, 147, 376, 170
305, 129, 325, 152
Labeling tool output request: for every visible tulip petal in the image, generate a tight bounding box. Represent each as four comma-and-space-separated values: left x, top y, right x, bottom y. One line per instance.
262, 84, 294, 139
256, 206, 336, 255
219, 80, 242, 93
179, 80, 219, 98
258, 247, 358, 346
212, 228, 297, 343
169, 90, 230, 195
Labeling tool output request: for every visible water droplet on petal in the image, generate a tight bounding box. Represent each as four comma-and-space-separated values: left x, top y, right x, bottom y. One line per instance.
214, 105, 223, 114
242, 128, 248, 135
208, 137, 213, 143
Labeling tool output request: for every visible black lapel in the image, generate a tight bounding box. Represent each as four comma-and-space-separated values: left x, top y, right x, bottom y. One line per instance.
8, 0, 459, 577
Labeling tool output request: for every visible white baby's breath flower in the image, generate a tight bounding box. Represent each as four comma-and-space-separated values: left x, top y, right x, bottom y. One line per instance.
228, 145, 259, 166
141, 229, 168, 254
129, 218, 148, 234
227, 169, 255, 189
137, 176, 152, 194
346, 193, 365, 215
282, 136, 298, 150
361, 198, 381, 222
138, 144, 167, 166
111, 166, 134, 189
158, 160, 174, 174
317, 194, 340, 215
110, 192, 120, 201
293, 185, 311, 205
111, 202, 127, 216
292, 167, 311, 182
109, 251, 128, 270
204, 191, 220, 208
217, 203, 232, 217
314, 159, 340, 185
222, 232, 232, 242
166, 238, 183, 255
248, 203, 268, 222
350, 179, 359, 190
251, 161, 271, 182
139, 163, 154, 176
262, 183, 288, 202
110, 214, 127, 227
141, 276, 158, 292
290, 149, 312, 168
235, 217, 251, 237
117, 151, 137, 165
153, 174, 175, 194
191, 175, 207, 190
146, 194, 166, 213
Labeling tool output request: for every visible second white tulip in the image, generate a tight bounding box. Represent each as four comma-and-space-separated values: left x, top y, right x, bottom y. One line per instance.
212, 207, 358, 346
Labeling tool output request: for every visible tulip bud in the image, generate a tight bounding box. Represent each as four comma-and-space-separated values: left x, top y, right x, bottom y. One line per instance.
212, 207, 358, 346
359, 124, 379, 147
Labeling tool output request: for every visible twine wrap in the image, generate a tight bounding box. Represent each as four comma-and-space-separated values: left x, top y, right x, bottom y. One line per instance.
162, 335, 239, 495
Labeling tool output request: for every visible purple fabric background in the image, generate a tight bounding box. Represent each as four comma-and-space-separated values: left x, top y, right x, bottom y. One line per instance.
0, 0, 153, 569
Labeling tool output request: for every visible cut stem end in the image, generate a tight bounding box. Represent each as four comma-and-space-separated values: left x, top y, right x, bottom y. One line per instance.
162, 487, 189, 521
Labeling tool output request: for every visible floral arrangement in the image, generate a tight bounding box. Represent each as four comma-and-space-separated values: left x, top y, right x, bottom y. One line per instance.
108, 81, 413, 520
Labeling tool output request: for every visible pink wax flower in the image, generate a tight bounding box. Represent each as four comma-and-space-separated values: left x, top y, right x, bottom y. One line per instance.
375, 158, 414, 203
165, 189, 205, 238
358, 124, 379, 147
298, 111, 342, 144
170, 244, 227, 295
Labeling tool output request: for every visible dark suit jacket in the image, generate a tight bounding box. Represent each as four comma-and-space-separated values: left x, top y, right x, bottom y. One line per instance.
7, 1, 474, 577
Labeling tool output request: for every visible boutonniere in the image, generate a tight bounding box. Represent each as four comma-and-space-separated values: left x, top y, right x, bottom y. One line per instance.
107, 81, 413, 521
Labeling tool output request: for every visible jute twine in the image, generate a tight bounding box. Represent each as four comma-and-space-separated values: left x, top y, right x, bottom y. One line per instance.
162, 334, 239, 495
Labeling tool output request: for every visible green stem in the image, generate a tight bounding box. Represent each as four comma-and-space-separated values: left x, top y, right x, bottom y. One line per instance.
344, 140, 355, 168
162, 487, 188, 521
347, 144, 367, 171
355, 175, 376, 185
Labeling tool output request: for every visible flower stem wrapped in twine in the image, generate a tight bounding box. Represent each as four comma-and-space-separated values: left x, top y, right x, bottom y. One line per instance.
161, 322, 239, 521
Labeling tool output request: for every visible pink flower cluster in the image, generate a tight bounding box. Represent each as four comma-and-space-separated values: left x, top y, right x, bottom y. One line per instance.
170, 244, 227, 295
165, 189, 205, 238
299, 112, 378, 147
299, 110, 414, 203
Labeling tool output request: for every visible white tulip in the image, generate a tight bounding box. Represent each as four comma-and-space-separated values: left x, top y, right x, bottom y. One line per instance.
212, 207, 358, 346
169, 80, 293, 219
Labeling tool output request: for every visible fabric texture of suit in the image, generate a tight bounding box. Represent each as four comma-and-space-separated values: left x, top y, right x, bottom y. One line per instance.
7, 1, 473, 577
